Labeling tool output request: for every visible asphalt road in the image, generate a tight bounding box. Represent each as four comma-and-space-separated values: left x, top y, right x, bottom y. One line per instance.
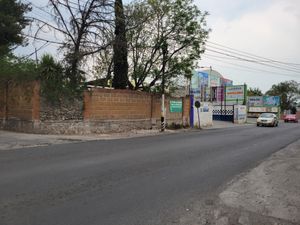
1, 122, 300, 225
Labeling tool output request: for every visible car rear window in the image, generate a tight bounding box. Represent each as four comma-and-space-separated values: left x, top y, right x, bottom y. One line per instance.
260, 113, 273, 118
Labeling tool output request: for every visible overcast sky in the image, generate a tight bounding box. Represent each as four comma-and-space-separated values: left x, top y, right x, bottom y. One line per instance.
16, 0, 300, 93
195, 0, 300, 92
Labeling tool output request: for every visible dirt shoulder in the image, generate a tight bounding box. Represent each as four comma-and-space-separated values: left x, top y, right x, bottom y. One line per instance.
178, 139, 300, 225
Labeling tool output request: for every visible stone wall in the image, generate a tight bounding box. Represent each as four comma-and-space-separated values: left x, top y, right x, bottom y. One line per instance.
1, 82, 190, 134
40, 98, 83, 121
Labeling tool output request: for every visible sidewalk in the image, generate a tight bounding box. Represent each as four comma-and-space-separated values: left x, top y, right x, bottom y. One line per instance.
0, 121, 252, 151
0, 129, 164, 151
203, 120, 255, 129
0, 120, 254, 151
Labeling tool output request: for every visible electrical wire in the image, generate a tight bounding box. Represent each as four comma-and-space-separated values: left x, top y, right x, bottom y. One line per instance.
205, 47, 300, 74
203, 54, 300, 79
207, 41, 300, 68
20, 41, 51, 59
25, 34, 64, 45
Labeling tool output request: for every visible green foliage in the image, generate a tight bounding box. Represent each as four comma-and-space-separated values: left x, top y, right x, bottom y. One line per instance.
125, 0, 210, 91
247, 87, 263, 96
0, 55, 38, 82
39, 54, 83, 104
0, 54, 84, 105
266, 80, 300, 111
0, 0, 31, 56
39, 54, 65, 104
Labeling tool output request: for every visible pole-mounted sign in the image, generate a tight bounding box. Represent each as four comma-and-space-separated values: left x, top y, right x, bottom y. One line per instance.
195, 100, 201, 129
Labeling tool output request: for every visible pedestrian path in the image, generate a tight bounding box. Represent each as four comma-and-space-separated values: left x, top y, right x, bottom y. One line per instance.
0, 120, 253, 150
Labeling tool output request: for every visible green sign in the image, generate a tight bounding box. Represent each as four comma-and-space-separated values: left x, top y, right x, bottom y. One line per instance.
170, 100, 182, 113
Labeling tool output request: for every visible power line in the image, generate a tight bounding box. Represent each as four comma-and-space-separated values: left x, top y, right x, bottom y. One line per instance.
204, 52, 300, 73
203, 54, 300, 79
206, 43, 300, 73
20, 41, 51, 60
207, 41, 300, 68
205, 47, 300, 74
207, 41, 300, 66
25, 34, 64, 45
205, 44, 300, 72
24, 0, 59, 19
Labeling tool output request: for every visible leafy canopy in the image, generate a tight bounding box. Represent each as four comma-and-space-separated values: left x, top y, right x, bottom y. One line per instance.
247, 87, 263, 96
125, 0, 210, 91
0, 0, 31, 57
266, 80, 300, 111
0, 55, 38, 82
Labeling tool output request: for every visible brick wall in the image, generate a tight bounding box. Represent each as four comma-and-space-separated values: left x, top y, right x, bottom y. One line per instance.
84, 88, 190, 129
84, 88, 152, 120
0, 81, 39, 121
1, 83, 190, 134
0, 81, 40, 132
183, 96, 191, 126
0, 82, 6, 121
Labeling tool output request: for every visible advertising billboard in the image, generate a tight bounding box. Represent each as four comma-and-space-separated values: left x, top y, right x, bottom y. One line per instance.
210, 73, 221, 87
247, 96, 263, 107
225, 85, 245, 102
247, 96, 280, 115
263, 96, 280, 106
198, 71, 209, 87
190, 71, 200, 95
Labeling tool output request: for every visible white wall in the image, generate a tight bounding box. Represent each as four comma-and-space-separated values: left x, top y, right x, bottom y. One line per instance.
234, 105, 247, 124
193, 102, 213, 128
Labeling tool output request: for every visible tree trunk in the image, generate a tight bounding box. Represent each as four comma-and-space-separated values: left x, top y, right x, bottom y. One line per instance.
112, 0, 128, 89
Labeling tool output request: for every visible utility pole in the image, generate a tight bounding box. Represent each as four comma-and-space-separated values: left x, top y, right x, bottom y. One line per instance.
161, 39, 168, 132
209, 66, 212, 102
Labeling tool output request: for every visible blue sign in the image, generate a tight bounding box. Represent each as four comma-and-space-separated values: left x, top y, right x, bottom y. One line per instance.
263, 96, 280, 106
197, 71, 209, 87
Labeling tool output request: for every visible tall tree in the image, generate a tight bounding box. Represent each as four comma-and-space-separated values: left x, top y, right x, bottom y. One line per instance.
112, 0, 128, 89
247, 87, 263, 96
0, 0, 31, 57
125, 0, 210, 91
32, 0, 114, 89
266, 80, 300, 111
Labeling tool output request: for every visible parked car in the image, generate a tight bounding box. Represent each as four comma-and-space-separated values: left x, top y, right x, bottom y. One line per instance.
257, 113, 279, 127
284, 114, 298, 123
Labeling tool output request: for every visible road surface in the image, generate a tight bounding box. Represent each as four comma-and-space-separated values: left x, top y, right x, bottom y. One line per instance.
1, 122, 299, 225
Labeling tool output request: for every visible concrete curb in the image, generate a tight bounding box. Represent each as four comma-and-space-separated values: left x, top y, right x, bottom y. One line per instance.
0, 121, 251, 151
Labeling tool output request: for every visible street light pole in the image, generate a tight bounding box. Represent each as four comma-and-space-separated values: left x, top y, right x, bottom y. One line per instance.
161, 39, 168, 132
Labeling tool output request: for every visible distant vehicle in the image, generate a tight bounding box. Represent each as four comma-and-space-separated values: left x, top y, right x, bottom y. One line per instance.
284, 114, 298, 123
257, 113, 279, 127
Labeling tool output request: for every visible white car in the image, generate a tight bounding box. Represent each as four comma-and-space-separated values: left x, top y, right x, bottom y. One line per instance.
257, 113, 279, 127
